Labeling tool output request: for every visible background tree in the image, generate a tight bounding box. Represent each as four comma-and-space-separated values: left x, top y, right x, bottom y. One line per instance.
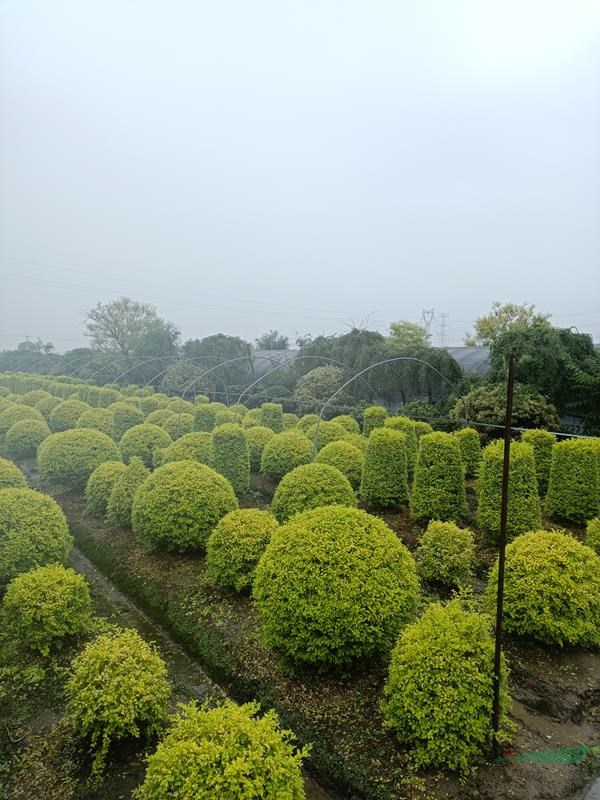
255, 330, 289, 350
182, 334, 253, 395
388, 321, 430, 349
465, 302, 551, 346
16, 338, 55, 354
85, 298, 161, 363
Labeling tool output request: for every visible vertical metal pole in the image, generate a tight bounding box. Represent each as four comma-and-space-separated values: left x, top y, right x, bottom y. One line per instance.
492, 346, 517, 757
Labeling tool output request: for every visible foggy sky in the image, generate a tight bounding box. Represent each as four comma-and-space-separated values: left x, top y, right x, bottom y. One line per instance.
1, 0, 599, 351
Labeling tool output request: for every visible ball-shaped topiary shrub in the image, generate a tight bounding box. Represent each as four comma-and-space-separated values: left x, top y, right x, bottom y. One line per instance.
306, 420, 348, 452
260, 431, 313, 481
362, 405, 387, 436
261, 402, 284, 433
19, 389, 51, 407
38, 429, 121, 490
382, 600, 510, 775
253, 505, 420, 667
414, 420, 434, 440
109, 401, 145, 442
211, 423, 250, 495
476, 440, 541, 542
5, 418, 51, 458
416, 520, 475, 587
35, 395, 62, 419
0, 456, 28, 489
85, 460, 126, 517
244, 425, 275, 471
315, 440, 364, 491
241, 407, 263, 429
49, 399, 90, 432
410, 432, 466, 523
119, 423, 172, 467
384, 416, 418, 477
167, 397, 194, 414
145, 408, 174, 427
271, 463, 356, 523
0, 488, 72, 583
360, 427, 408, 508
296, 413, 319, 433
161, 412, 194, 440
138, 395, 162, 416
134, 700, 307, 800
193, 404, 217, 432
132, 461, 238, 552
107, 457, 150, 529
331, 414, 360, 434
154, 432, 212, 467
453, 427, 481, 478
521, 429, 556, 495
3, 564, 92, 656
213, 408, 236, 427
545, 439, 599, 524
76, 407, 114, 437
66, 628, 170, 775
486, 530, 600, 647
206, 509, 279, 592
194, 393, 210, 405
283, 412, 299, 430
0, 404, 45, 442
585, 518, 600, 555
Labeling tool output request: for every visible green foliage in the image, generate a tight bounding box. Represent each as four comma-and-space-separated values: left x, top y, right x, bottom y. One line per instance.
384, 417, 418, 477
19, 389, 52, 406
410, 432, 465, 522
388, 320, 430, 349
260, 431, 313, 481
315, 440, 364, 491
360, 427, 408, 508
206, 509, 279, 592
293, 366, 348, 411
253, 505, 420, 667
107, 457, 150, 529
211, 424, 250, 495
451, 383, 560, 431
154, 432, 212, 467
0, 488, 72, 583
214, 408, 237, 426
138, 395, 163, 415
416, 521, 475, 586
453, 427, 481, 478
3, 564, 92, 655
119, 423, 172, 467
414, 420, 434, 440
295, 413, 319, 433
145, 408, 174, 427
193, 404, 218, 433
134, 700, 307, 800
521, 429, 556, 494
35, 395, 62, 419
465, 301, 550, 346
0, 404, 45, 442
271, 463, 356, 523
162, 412, 194, 440
306, 420, 348, 452
382, 600, 510, 774
0, 456, 28, 488
85, 461, 126, 517
109, 401, 145, 441
38, 428, 121, 489
244, 426, 275, 471
48, 399, 90, 432
66, 628, 170, 775
476, 440, 541, 541
585, 518, 600, 555
331, 414, 360, 434
545, 439, 599, 524
76, 407, 114, 437
486, 530, 600, 647
132, 461, 238, 552
241, 407, 262, 429
168, 399, 194, 414
283, 412, 299, 430
260, 402, 284, 433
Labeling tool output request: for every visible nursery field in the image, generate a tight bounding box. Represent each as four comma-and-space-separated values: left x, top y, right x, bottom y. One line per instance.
0, 371, 599, 800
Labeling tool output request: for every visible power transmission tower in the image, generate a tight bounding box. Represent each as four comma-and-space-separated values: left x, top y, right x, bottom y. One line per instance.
420, 309, 435, 342
439, 313, 449, 347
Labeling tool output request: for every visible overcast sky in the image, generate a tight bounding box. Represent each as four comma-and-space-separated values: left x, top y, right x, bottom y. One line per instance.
1, 0, 599, 351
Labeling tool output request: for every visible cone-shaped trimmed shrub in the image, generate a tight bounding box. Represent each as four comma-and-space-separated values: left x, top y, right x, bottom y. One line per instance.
384, 416, 418, 477
66, 628, 170, 776
260, 431, 312, 481
154, 432, 212, 467
0, 404, 45, 442
486, 530, 600, 647
261, 402, 284, 433
241, 407, 263, 429
38, 429, 121, 490
119, 423, 172, 467
585, 518, 600, 555
3, 564, 92, 655
49, 399, 90, 432
244, 425, 275, 471
77, 408, 113, 437
109, 401, 145, 442
271, 463, 356, 523
0, 457, 27, 489
132, 461, 238, 552
206, 509, 279, 592
331, 414, 360, 434
382, 600, 510, 775
316, 440, 364, 490
161, 412, 194, 440
133, 701, 307, 800
360, 427, 408, 508
107, 456, 150, 529
146, 409, 174, 427
410, 432, 465, 522
454, 427, 481, 478
476, 440, 540, 541
416, 520, 475, 587
546, 439, 599, 524
85, 461, 126, 517
521, 429, 556, 495
363, 405, 387, 436
0, 488, 72, 583
211, 423, 250, 495
253, 505, 420, 668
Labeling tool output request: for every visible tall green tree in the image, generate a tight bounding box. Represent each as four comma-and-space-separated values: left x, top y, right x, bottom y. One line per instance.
255, 330, 289, 350
388, 321, 430, 349
465, 302, 551, 346
182, 334, 253, 396
85, 298, 160, 363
